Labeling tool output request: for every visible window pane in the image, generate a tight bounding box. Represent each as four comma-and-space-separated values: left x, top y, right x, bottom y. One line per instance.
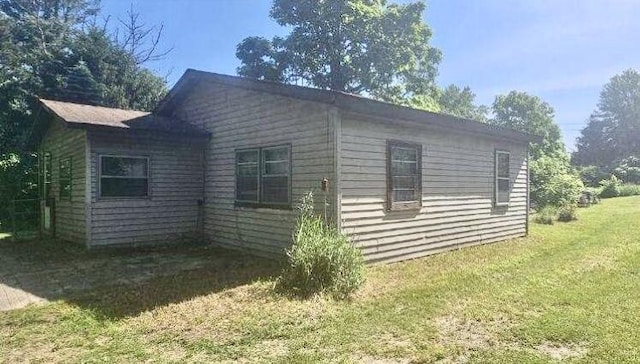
264, 161, 288, 175
237, 176, 258, 202
101, 178, 148, 197
497, 153, 510, 178
237, 150, 258, 164
102, 157, 148, 177
60, 159, 71, 179
392, 176, 418, 189
238, 164, 258, 176
262, 176, 289, 203
391, 161, 417, 176
391, 146, 417, 162
394, 189, 418, 202
497, 178, 510, 203
263, 147, 288, 162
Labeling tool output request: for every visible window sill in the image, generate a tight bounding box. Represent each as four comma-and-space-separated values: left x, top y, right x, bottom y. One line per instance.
97, 196, 152, 201
388, 201, 422, 211
235, 201, 292, 210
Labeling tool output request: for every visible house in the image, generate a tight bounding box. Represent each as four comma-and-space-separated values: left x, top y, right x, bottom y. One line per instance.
36, 69, 533, 264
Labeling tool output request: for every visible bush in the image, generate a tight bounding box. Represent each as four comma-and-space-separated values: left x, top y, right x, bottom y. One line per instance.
277, 192, 364, 299
578, 165, 610, 187
613, 156, 640, 184
617, 184, 640, 197
599, 175, 621, 198
534, 206, 556, 225
530, 156, 584, 207
557, 204, 578, 222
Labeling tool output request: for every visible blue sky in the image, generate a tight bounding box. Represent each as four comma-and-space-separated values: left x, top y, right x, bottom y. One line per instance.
101, 0, 640, 150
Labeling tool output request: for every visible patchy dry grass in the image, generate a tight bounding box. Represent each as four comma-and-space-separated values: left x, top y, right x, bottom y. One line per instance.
2, 197, 640, 362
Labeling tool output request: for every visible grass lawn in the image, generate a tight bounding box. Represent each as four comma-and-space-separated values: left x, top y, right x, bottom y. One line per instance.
2, 197, 640, 363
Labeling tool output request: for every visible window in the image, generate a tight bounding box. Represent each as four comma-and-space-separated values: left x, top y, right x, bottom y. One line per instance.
59, 157, 72, 200
43, 152, 52, 200
236, 145, 291, 208
495, 150, 510, 206
100, 155, 149, 198
387, 140, 422, 210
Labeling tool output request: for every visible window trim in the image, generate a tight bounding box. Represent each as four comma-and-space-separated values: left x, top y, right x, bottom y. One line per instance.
42, 151, 52, 200
59, 157, 72, 201
494, 150, 511, 207
386, 140, 422, 211
235, 144, 292, 209
98, 154, 151, 199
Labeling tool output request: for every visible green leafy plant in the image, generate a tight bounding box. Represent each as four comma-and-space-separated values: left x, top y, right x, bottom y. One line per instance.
599, 175, 622, 198
557, 204, 578, 222
617, 184, 640, 197
277, 191, 364, 299
534, 206, 556, 225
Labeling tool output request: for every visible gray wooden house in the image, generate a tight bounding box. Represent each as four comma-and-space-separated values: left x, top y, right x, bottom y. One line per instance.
36, 69, 533, 263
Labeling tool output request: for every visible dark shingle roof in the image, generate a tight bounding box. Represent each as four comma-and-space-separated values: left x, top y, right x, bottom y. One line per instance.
39, 99, 210, 137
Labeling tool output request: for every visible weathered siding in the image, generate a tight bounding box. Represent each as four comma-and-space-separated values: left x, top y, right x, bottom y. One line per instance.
340, 115, 528, 264
40, 119, 87, 243
173, 82, 336, 257
88, 130, 205, 247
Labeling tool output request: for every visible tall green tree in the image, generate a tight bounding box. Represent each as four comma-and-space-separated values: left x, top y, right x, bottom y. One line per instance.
236, 0, 441, 104
490, 91, 565, 161
573, 69, 640, 167
438, 84, 488, 121
489, 91, 582, 207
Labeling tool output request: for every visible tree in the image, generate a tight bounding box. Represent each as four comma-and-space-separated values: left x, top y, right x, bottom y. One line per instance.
573, 69, 640, 167
58, 60, 104, 105
0, 0, 169, 228
438, 84, 488, 121
236, 0, 441, 104
490, 91, 565, 160
489, 91, 583, 207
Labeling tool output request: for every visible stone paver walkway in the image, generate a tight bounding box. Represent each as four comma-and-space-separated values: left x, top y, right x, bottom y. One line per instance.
0, 239, 245, 311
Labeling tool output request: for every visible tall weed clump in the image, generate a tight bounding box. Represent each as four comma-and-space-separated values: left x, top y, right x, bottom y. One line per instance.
277, 192, 364, 299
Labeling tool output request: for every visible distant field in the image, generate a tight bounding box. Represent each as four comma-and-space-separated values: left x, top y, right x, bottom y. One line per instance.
2, 196, 640, 362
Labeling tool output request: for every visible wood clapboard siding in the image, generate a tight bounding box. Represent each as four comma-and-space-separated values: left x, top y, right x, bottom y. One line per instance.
40, 119, 87, 244
173, 81, 336, 257
88, 130, 205, 247
340, 115, 528, 264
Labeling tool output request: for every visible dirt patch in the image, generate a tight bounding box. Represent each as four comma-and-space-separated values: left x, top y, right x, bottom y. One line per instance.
536, 341, 588, 360
433, 314, 515, 363
578, 255, 615, 272
350, 354, 411, 363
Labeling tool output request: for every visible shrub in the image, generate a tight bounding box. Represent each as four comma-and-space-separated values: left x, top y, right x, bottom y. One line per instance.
578, 165, 610, 187
534, 206, 556, 225
613, 156, 640, 184
277, 192, 364, 299
617, 184, 640, 197
599, 175, 621, 198
530, 156, 584, 207
557, 204, 578, 222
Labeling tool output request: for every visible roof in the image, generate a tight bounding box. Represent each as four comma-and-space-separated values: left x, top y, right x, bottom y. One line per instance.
156, 69, 539, 144
39, 99, 210, 137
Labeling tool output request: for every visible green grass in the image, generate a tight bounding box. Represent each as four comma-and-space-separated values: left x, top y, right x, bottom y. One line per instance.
2, 197, 640, 362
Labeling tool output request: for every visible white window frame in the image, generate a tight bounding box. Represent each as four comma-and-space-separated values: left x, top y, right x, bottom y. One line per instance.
98, 154, 150, 199
495, 150, 511, 207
